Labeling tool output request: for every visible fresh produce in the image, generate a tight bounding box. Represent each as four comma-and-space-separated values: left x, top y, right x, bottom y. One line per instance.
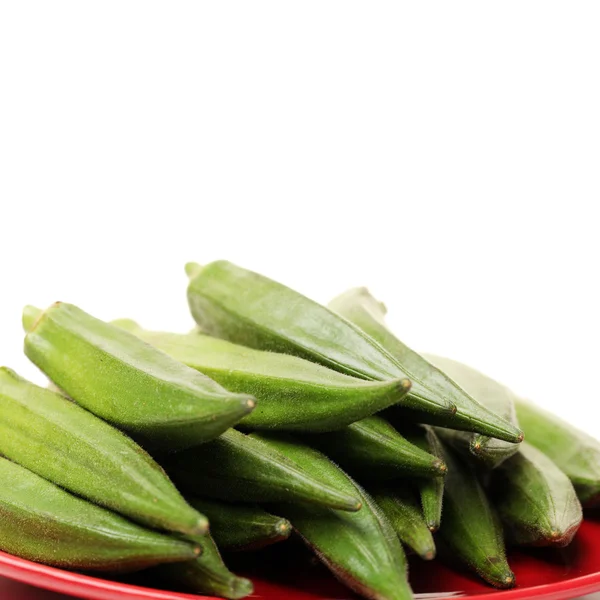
23, 302, 256, 450
492, 441, 583, 546
401, 424, 445, 532
330, 286, 523, 443
163, 428, 362, 511
371, 486, 436, 560
157, 533, 253, 600
305, 415, 447, 479
183, 497, 292, 551
438, 439, 515, 588
111, 319, 412, 432
0, 457, 199, 571
186, 260, 454, 417
0, 367, 207, 536
515, 397, 600, 506
424, 354, 521, 467
0, 259, 592, 600
265, 433, 413, 600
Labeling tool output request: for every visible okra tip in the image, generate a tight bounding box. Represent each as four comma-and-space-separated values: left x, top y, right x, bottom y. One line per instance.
22, 305, 43, 332
433, 459, 448, 476
226, 576, 254, 600
276, 518, 292, 538
185, 262, 204, 279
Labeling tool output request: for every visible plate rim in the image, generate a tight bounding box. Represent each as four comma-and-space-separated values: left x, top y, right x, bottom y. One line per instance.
2, 547, 600, 600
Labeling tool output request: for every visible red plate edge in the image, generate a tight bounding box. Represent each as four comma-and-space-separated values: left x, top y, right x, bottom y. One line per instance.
3, 545, 600, 600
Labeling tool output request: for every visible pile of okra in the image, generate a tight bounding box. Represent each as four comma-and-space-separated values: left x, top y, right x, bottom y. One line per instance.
1, 260, 597, 600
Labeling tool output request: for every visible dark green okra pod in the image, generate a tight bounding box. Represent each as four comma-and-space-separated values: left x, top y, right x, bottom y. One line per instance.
184, 497, 292, 551
437, 440, 515, 589
371, 486, 436, 560
164, 429, 361, 512
263, 433, 414, 600
401, 425, 445, 532
306, 415, 447, 479
157, 533, 253, 600
23, 303, 256, 450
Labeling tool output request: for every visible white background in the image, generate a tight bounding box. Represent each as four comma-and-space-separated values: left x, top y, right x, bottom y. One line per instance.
0, 2, 599, 598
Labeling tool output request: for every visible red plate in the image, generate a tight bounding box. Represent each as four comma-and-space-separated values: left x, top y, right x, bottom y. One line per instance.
2, 518, 600, 600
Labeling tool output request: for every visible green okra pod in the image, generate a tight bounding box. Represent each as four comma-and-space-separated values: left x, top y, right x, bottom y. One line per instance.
492, 442, 582, 547
424, 354, 521, 468
0, 457, 199, 572
164, 429, 361, 512
0, 367, 207, 536
329, 287, 523, 443
371, 486, 436, 560
515, 398, 600, 507
112, 319, 412, 432
185, 260, 455, 417
306, 415, 447, 479
263, 433, 413, 600
184, 497, 292, 551
437, 440, 515, 589
401, 425, 445, 532
23, 303, 256, 450
157, 533, 253, 600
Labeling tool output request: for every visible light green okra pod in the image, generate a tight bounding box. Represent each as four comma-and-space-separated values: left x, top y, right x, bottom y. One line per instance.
164, 429, 361, 512
262, 433, 414, 600
157, 533, 253, 600
515, 398, 600, 507
424, 354, 521, 468
0, 457, 199, 572
0, 367, 207, 536
111, 318, 412, 432
185, 260, 455, 417
23, 303, 256, 451
492, 442, 582, 547
329, 287, 523, 444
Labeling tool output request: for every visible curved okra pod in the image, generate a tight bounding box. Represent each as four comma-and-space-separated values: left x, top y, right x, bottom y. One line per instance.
0, 457, 199, 572
185, 260, 455, 417
330, 287, 523, 443
515, 398, 600, 507
23, 303, 256, 450
164, 429, 361, 512
0, 367, 207, 535
492, 442, 582, 546
111, 319, 412, 432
